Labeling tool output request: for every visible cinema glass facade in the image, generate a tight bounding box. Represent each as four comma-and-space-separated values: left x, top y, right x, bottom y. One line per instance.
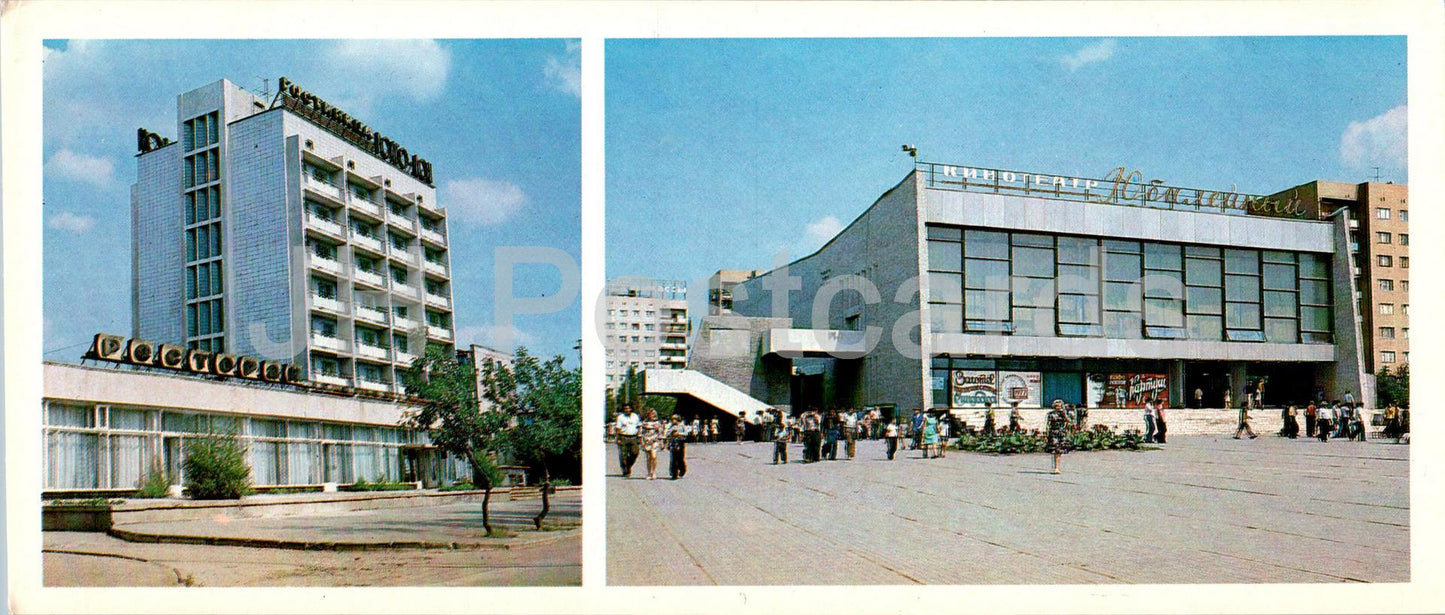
729, 163, 1367, 414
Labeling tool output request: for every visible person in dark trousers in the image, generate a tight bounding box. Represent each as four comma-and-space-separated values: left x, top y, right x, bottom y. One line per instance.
982, 402, 996, 436
823, 410, 841, 461
884, 419, 901, 460
1351, 403, 1368, 441
1305, 401, 1318, 438
1233, 399, 1258, 439
1315, 402, 1334, 442
771, 413, 790, 465
666, 414, 690, 479
1143, 398, 1158, 443
615, 405, 642, 477
735, 411, 748, 443
801, 410, 822, 462
1007, 402, 1022, 433
910, 409, 926, 450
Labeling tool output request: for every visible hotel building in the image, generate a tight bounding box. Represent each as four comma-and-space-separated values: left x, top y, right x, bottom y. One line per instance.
132, 78, 455, 395
648, 162, 1375, 421
604, 277, 690, 391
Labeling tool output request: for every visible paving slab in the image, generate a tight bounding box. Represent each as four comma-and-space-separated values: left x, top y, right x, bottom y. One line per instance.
607, 435, 1408, 585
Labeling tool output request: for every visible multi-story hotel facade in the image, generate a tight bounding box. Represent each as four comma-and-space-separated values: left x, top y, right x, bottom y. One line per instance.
604, 277, 690, 391
664, 162, 1374, 421
132, 78, 455, 395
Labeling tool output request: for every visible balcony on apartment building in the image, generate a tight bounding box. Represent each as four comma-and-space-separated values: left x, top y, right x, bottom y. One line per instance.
351, 230, 384, 253
424, 291, 451, 309
309, 253, 343, 275
355, 303, 388, 325
303, 174, 344, 204
310, 332, 349, 353
426, 325, 453, 341
311, 371, 350, 387
353, 267, 385, 288
306, 214, 345, 238
311, 293, 346, 314
424, 258, 448, 277
356, 340, 390, 362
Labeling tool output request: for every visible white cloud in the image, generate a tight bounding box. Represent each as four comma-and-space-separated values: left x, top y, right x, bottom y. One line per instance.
457, 323, 537, 351
544, 42, 581, 98
46, 149, 115, 187
1061, 39, 1117, 71
1340, 105, 1407, 169
322, 40, 451, 109
442, 178, 528, 226
48, 211, 96, 234
803, 216, 845, 250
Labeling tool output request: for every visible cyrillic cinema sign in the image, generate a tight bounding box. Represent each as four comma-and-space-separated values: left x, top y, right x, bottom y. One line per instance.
929, 164, 1308, 219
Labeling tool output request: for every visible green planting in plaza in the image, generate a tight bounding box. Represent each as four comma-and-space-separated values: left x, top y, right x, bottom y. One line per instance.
956, 425, 1145, 455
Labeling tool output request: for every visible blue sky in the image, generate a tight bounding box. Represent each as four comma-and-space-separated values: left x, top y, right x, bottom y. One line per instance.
42, 39, 581, 365
606, 37, 1407, 317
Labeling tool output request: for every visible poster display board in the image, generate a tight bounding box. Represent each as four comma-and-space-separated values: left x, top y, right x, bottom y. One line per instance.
1086, 373, 1107, 408
951, 370, 998, 407
998, 371, 1043, 408
1098, 373, 1169, 408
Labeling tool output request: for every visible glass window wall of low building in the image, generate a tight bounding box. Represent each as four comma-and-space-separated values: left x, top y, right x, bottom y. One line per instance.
41, 400, 459, 491
926, 225, 1332, 344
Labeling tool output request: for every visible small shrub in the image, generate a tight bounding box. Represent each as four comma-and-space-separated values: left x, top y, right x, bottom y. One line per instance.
182, 431, 252, 499
134, 464, 171, 498
955, 425, 1146, 455
439, 480, 477, 492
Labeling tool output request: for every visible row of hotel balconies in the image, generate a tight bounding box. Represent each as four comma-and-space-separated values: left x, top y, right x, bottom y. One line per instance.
305, 214, 450, 275
302, 164, 445, 220
306, 251, 451, 304
310, 293, 453, 328
309, 331, 434, 363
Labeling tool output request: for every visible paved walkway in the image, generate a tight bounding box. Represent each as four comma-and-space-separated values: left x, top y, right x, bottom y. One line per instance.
45, 490, 581, 586
607, 436, 1408, 585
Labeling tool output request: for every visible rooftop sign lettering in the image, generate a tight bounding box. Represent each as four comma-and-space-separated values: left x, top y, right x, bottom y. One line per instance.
275, 77, 434, 186
921, 162, 1308, 220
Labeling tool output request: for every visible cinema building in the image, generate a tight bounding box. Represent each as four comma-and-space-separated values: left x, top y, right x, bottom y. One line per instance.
647, 163, 1373, 424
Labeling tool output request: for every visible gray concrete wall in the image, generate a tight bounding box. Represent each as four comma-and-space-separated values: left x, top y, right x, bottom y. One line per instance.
731, 174, 927, 411
687, 315, 793, 410
923, 189, 1336, 254
1326, 211, 1373, 407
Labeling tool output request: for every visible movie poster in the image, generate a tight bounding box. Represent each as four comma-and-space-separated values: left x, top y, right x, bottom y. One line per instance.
1100, 373, 1169, 408
998, 371, 1042, 408
1085, 373, 1106, 408
951, 370, 997, 407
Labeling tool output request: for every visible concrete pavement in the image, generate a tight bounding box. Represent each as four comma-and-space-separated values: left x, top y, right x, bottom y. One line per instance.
607, 436, 1407, 585
44, 490, 581, 586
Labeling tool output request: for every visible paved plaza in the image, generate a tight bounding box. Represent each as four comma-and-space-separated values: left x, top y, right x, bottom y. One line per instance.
607, 436, 1408, 585
44, 490, 581, 586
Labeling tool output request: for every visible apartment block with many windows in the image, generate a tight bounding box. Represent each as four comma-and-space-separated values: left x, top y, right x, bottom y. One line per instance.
604, 277, 690, 390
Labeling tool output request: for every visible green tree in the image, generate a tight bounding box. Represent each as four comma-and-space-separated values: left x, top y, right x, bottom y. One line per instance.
479, 347, 582, 529
1377, 364, 1410, 407
400, 346, 510, 536
182, 431, 251, 499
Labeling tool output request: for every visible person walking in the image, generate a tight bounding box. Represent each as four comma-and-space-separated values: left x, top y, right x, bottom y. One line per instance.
666, 414, 691, 479
640, 410, 666, 480
1343, 390, 1355, 407
801, 410, 822, 463
921, 412, 940, 459
1008, 402, 1023, 433
736, 411, 748, 443
1284, 404, 1300, 438
884, 419, 901, 460
1045, 400, 1070, 474
937, 417, 950, 458
771, 413, 790, 465
1194, 387, 1204, 409
982, 402, 996, 436
1143, 398, 1157, 444
1383, 403, 1401, 441
1153, 399, 1168, 444
691, 417, 702, 443
709, 418, 720, 443
1305, 401, 1318, 438
1333, 401, 1350, 439
910, 409, 926, 450
1315, 402, 1334, 442
1233, 398, 1258, 439
1351, 403, 1368, 441
843, 409, 859, 460
615, 404, 642, 478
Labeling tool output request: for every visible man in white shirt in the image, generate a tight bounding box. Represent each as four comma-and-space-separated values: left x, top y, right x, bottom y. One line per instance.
615, 405, 642, 477
843, 410, 859, 459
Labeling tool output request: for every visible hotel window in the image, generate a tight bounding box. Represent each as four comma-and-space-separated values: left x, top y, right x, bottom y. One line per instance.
1260, 250, 1299, 343
1142, 243, 1186, 339
1400, 233, 1408, 245
1401, 257, 1409, 268
1376, 207, 1390, 220
391, 266, 408, 285
1402, 281, 1409, 292
1183, 245, 1224, 341
1377, 255, 1393, 267
1377, 232, 1392, 244
1380, 351, 1396, 364
1379, 279, 1394, 291
350, 184, 375, 203
1380, 303, 1394, 315
311, 315, 338, 338
388, 201, 408, 217
313, 277, 337, 300
1101, 240, 1142, 339
1380, 326, 1395, 339
1400, 210, 1408, 222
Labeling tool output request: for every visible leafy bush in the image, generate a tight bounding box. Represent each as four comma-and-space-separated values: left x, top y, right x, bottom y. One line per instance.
439, 480, 477, 492
182, 431, 252, 499
341, 477, 418, 492
133, 464, 171, 498
956, 425, 1144, 455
